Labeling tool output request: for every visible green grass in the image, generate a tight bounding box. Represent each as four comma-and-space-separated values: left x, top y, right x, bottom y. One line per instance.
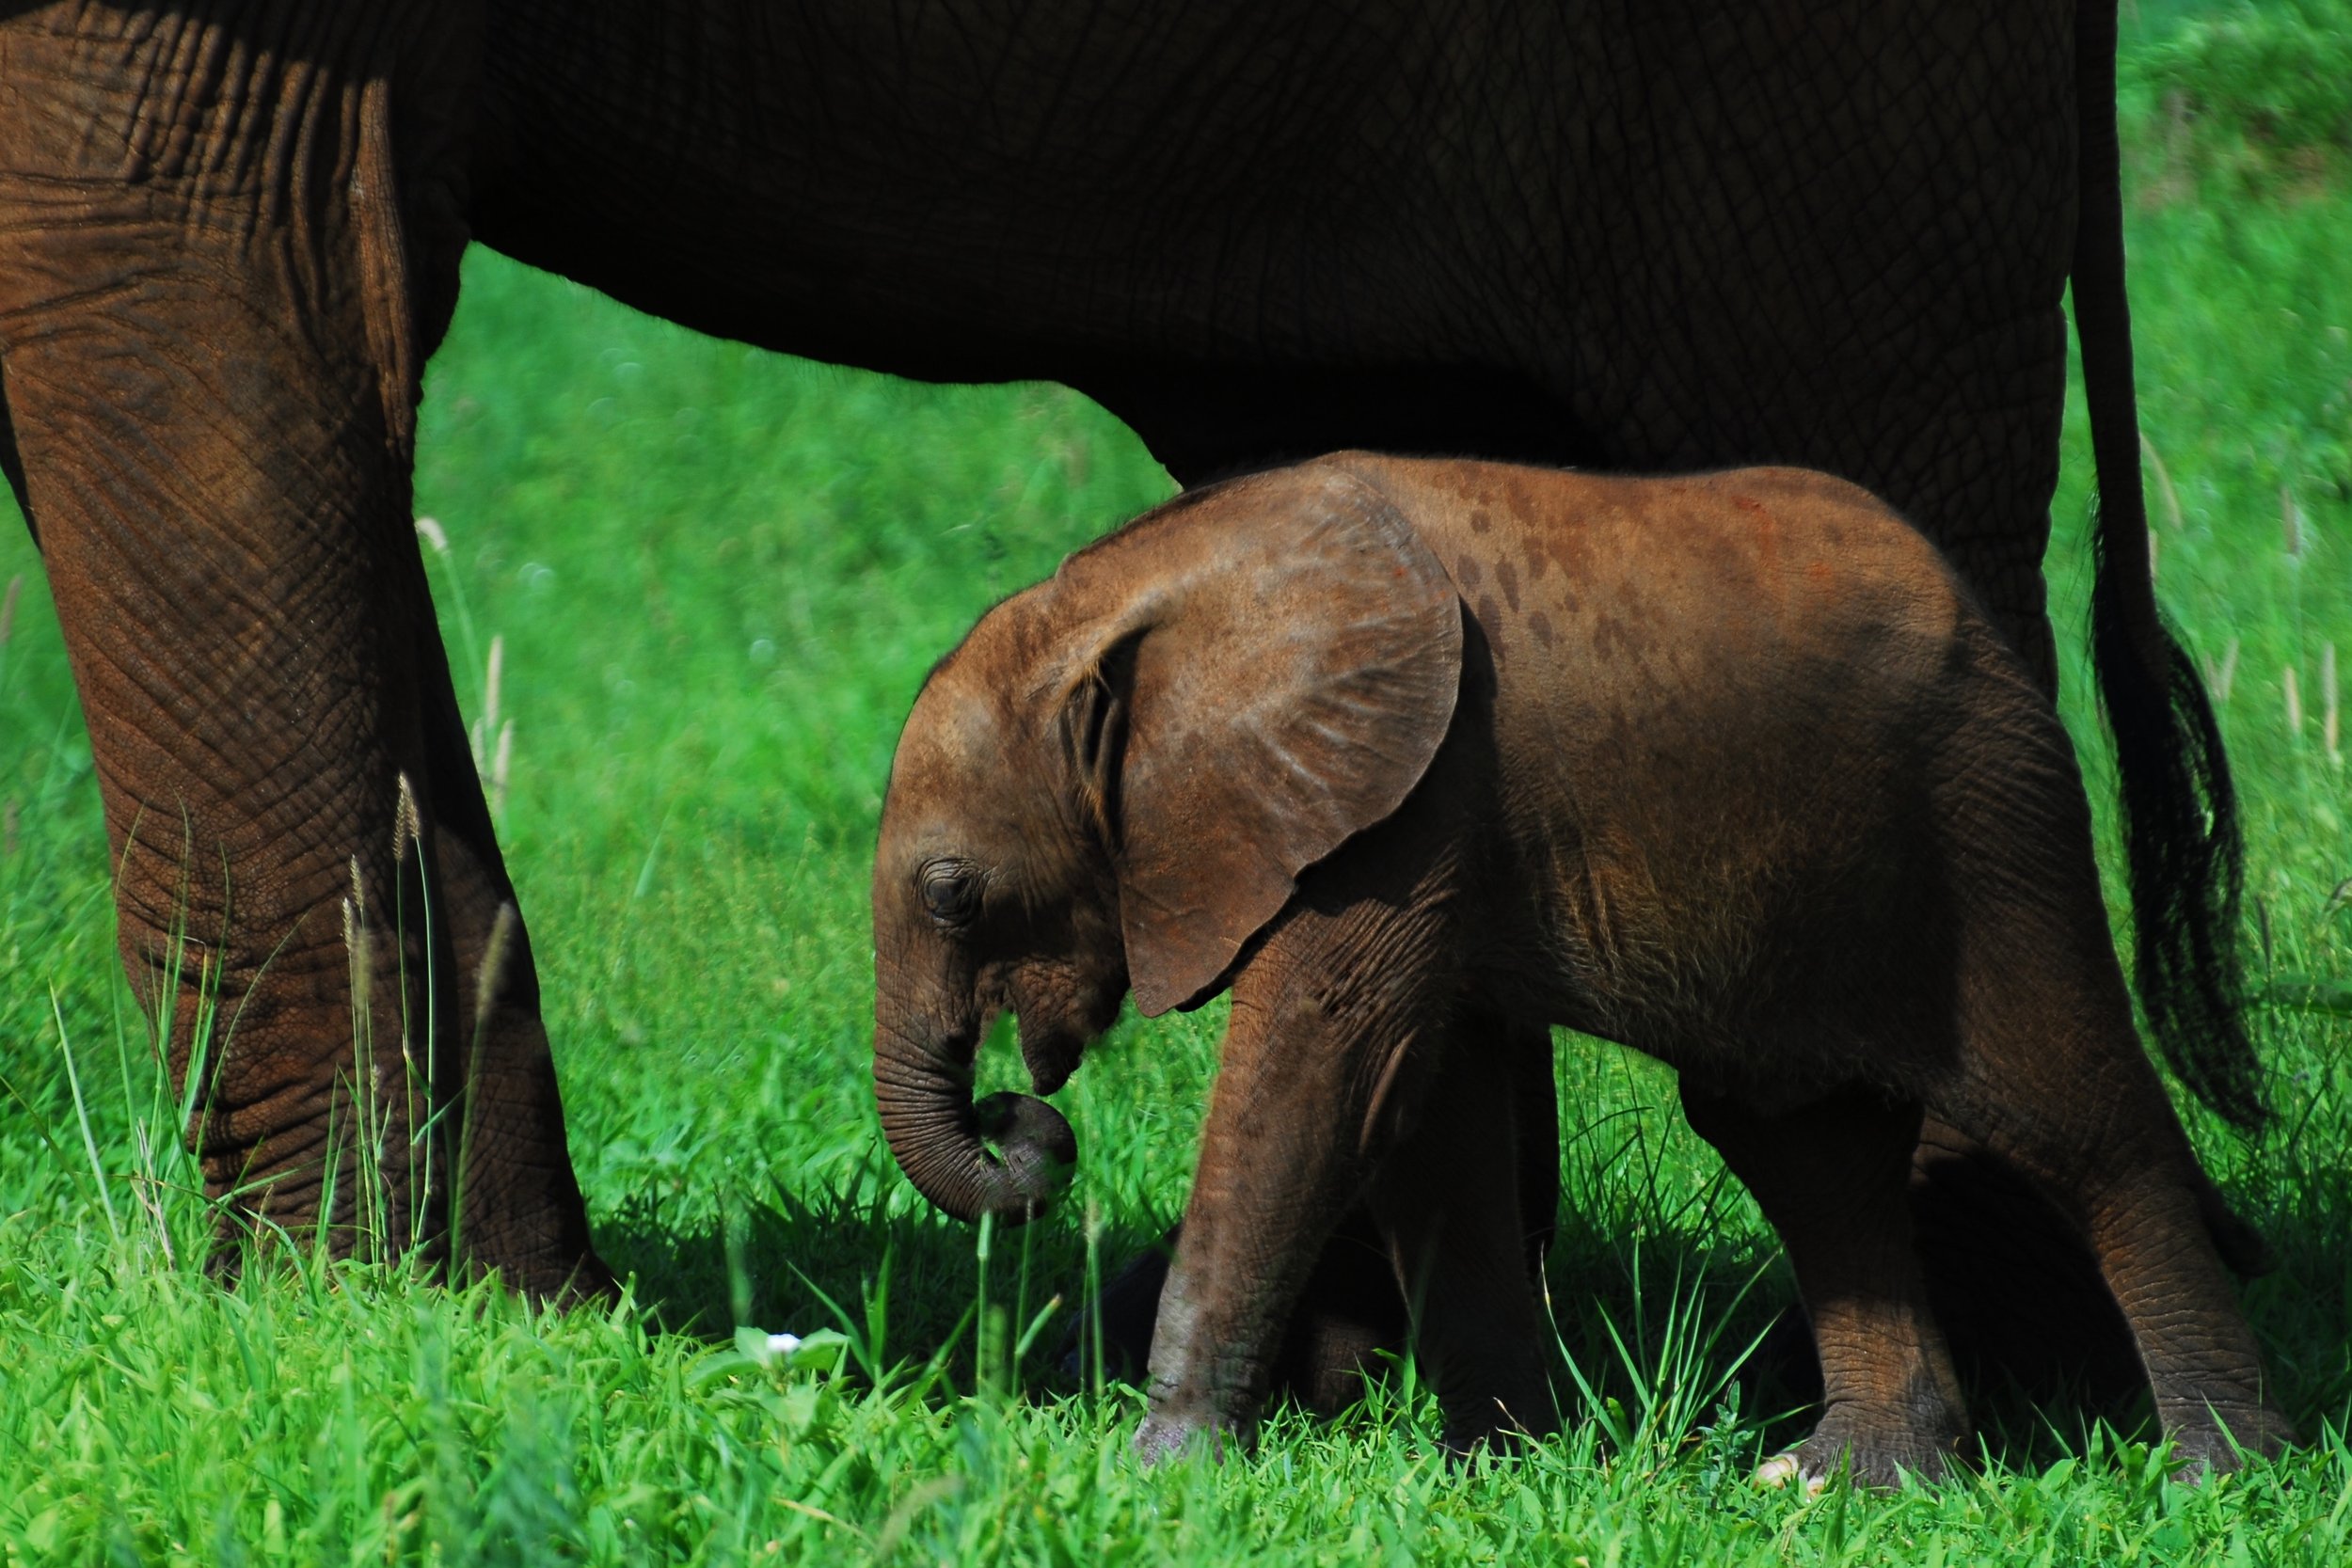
6, 19, 2352, 1563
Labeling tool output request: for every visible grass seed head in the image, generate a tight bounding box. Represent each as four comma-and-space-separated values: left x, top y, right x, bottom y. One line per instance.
485, 634, 504, 736
393, 772, 421, 867
2324, 643, 2341, 761
2205, 636, 2241, 705
491, 720, 514, 819
475, 902, 517, 1037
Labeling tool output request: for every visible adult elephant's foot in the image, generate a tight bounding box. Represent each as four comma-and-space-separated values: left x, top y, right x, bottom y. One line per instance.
1133, 1409, 1251, 1466
2163, 1402, 2296, 1481
546, 1248, 623, 1307
1438, 1403, 1555, 1460
1756, 1399, 1967, 1493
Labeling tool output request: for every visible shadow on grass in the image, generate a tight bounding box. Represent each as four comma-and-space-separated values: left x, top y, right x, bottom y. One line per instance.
2239, 1177, 2352, 1428
589, 1152, 2352, 1476
1944, 1181, 2352, 1477
595, 1177, 1174, 1394
597, 1176, 1795, 1443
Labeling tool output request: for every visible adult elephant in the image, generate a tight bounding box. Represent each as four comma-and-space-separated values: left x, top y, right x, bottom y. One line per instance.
0, 0, 2251, 1379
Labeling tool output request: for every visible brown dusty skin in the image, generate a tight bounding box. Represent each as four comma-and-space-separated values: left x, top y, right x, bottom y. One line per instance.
872, 457, 2288, 1487
1, 4, 2237, 1336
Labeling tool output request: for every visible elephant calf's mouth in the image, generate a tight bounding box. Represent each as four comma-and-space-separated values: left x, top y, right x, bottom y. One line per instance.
972, 1090, 1080, 1212
1020, 1020, 1089, 1097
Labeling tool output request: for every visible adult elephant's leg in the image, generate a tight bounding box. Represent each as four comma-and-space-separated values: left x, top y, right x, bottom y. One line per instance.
0, 355, 28, 527
406, 583, 610, 1291
0, 5, 599, 1295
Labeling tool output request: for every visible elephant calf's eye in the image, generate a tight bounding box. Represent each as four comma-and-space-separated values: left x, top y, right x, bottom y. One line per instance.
920, 861, 984, 927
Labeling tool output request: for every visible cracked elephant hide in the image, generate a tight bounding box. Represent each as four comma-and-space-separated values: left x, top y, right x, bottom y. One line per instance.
0, 0, 2251, 1364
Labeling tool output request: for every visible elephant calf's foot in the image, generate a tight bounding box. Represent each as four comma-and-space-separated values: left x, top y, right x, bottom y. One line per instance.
1757, 1399, 1967, 1493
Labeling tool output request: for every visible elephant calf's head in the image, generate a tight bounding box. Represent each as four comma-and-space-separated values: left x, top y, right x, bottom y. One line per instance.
872, 460, 1465, 1225
870, 624, 1130, 1225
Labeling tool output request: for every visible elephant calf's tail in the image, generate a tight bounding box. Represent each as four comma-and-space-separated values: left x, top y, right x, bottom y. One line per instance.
2074, 0, 2265, 1132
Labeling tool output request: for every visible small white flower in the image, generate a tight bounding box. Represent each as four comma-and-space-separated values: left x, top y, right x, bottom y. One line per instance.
764, 1333, 802, 1358
415, 516, 450, 553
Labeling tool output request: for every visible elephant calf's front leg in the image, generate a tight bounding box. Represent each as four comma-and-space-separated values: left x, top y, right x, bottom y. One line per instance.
1136, 996, 1373, 1457
1084, 1011, 1555, 1420
1136, 915, 1455, 1461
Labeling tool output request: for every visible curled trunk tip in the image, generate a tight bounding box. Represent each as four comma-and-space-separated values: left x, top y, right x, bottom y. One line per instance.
972, 1091, 1079, 1221
877, 1058, 1079, 1225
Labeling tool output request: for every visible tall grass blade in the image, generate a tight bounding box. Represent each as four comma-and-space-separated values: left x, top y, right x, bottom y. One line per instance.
54, 987, 121, 1247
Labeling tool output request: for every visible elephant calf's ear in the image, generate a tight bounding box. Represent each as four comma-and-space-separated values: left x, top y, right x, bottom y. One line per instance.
1064, 466, 1464, 1015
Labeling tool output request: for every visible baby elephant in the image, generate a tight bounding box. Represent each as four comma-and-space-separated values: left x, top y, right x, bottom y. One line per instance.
870, 454, 2289, 1486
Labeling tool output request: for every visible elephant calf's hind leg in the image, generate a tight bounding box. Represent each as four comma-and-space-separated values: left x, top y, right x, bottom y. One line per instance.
1939, 969, 2292, 1471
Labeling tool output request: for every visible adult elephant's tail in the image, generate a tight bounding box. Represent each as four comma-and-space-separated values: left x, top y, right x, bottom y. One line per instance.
2072, 1, 2265, 1131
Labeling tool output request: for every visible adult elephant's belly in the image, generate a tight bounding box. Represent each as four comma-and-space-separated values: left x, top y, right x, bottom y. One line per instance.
472, 1, 2075, 682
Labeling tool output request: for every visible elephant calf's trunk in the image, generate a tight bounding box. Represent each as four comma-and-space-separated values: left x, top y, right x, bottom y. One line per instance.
876, 1040, 1077, 1224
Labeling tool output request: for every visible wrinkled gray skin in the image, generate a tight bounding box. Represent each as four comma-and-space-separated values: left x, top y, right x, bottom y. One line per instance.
1, 2, 2243, 1336
874, 455, 2289, 1488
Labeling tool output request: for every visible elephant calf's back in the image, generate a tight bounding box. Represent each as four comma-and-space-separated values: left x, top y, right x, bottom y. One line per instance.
1329, 456, 2055, 1052
1332, 455, 1977, 731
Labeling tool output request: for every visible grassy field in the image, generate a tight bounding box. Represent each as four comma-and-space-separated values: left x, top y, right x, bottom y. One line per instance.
6, 9, 2352, 1564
